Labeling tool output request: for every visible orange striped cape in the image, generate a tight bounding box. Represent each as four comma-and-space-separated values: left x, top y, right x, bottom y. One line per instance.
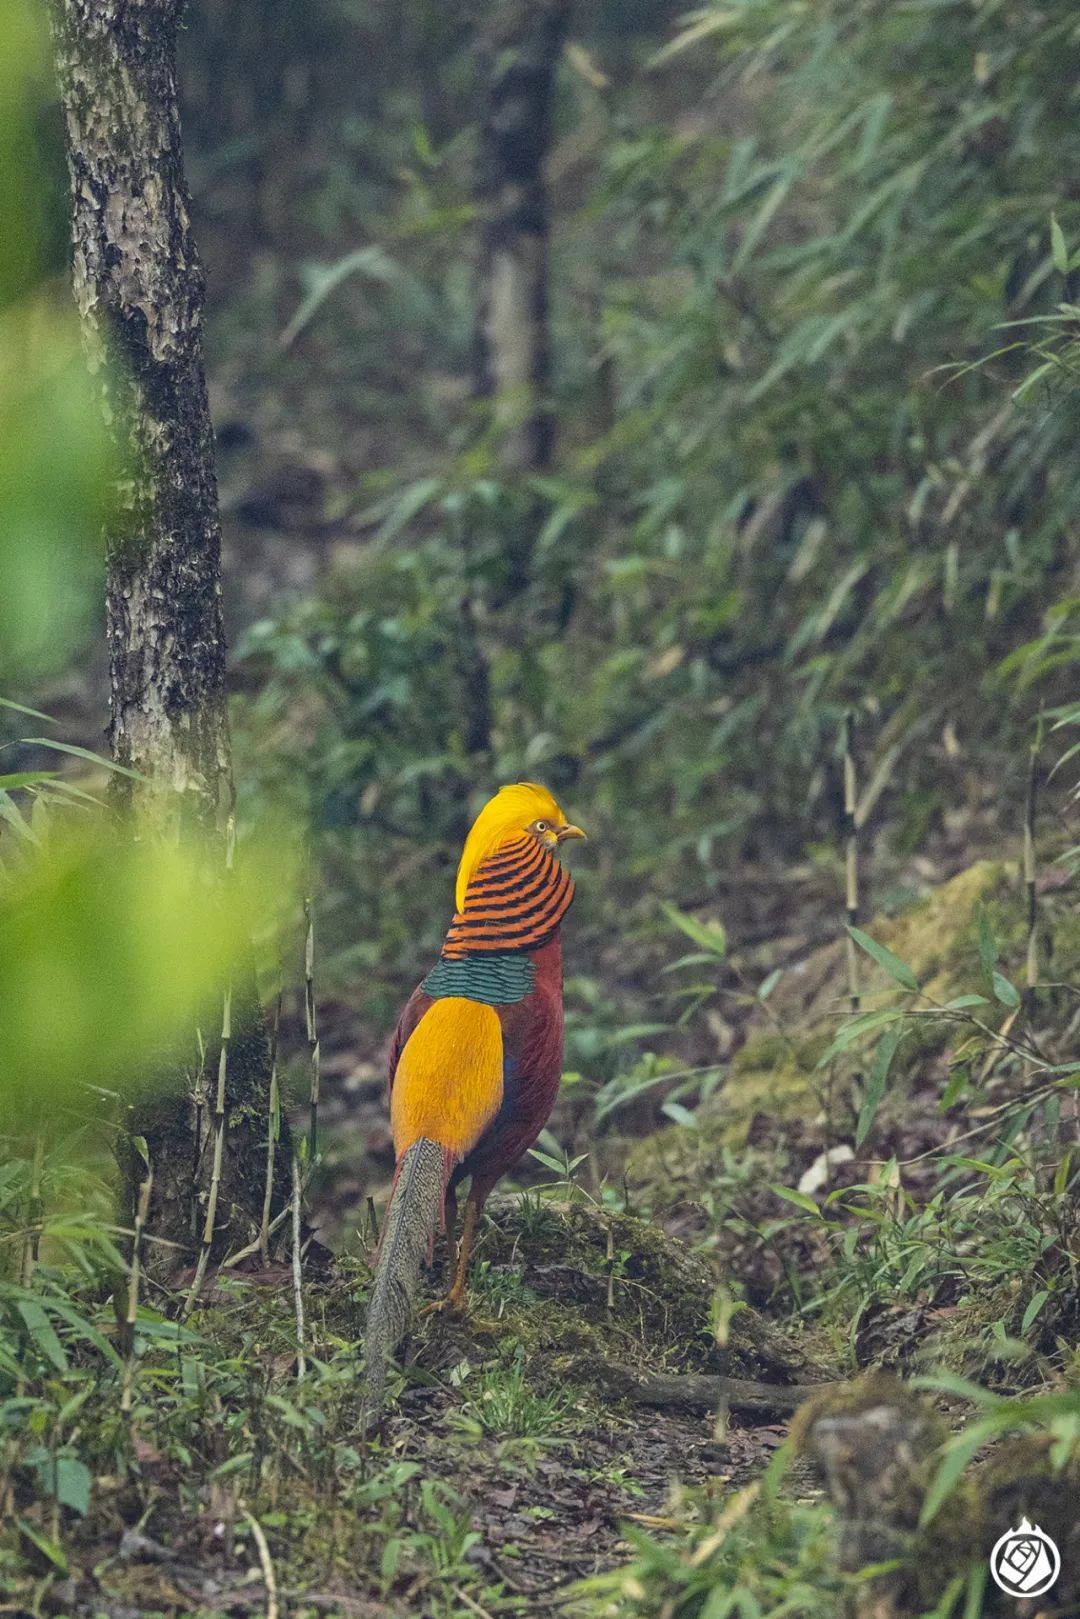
440, 834, 575, 959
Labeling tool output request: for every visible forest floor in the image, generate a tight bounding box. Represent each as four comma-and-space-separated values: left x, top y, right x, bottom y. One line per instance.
6, 823, 1080, 1617
22, 1201, 825, 1619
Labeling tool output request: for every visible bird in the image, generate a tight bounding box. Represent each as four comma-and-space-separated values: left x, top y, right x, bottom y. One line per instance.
363, 781, 585, 1401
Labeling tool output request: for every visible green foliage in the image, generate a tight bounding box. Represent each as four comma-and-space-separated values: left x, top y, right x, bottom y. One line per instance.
585, 1476, 845, 1618
0, 6, 109, 680
0, 1169, 485, 1608
820, 1150, 1079, 1360
10, 0, 1080, 1604
0, 736, 299, 1121
450, 1347, 577, 1439
232, 0, 1080, 1050
918, 1379, 1080, 1527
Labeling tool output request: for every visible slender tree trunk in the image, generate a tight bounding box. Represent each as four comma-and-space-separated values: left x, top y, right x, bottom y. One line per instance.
473, 0, 570, 481
49, 0, 288, 1271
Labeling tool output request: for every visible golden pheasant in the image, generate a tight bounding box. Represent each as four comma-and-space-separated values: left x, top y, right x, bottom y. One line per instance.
364, 782, 585, 1398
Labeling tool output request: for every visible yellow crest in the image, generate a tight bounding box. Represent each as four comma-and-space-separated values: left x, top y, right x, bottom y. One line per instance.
454, 782, 568, 912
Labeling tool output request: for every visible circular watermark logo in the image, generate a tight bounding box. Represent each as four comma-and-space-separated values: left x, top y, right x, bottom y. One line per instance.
990, 1517, 1061, 1598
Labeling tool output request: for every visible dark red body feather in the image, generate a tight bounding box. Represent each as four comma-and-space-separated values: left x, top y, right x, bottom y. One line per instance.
387, 932, 565, 1207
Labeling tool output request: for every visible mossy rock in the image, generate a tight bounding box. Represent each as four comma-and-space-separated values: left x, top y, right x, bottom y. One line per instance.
797, 1374, 1080, 1612
760, 860, 1011, 1026
632, 862, 1023, 1183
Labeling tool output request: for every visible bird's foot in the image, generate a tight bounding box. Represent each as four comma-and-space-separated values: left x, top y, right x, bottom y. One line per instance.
418, 1286, 467, 1320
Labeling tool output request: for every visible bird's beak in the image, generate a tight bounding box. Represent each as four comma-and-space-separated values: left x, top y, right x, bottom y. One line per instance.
556, 823, 586, 844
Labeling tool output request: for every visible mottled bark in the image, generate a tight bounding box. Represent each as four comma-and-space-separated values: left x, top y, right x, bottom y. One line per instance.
49, 0, 287, 1269
473, 0, 570, 478
50, 0, 226, 832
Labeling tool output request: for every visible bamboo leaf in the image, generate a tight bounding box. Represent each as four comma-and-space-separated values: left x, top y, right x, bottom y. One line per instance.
1021, 1289, 1050, 1334
16, 1519, 69, 1573
920, 1428, 985, 1526
815, 1009, 905, 1070
770, 1184, 822, 1217
758, 968, 782, 1001
649, 9, 738, 67
1050, 214, 1068, 275
22, 739, 149, 781
991, 970, 1020, 1009
847, 927, 919, 992
855, 1023, 905, 1147
662, 902, 727, 958
16, 1299, 68, 1372
0, 771, 56, 790
0, 697, 56, 724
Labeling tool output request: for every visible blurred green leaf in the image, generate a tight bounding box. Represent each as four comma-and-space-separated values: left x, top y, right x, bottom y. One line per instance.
662, 903, 727, 958
770, 1184, 822, 1218
855, 1022, 904, 1147
847, 927, 919, 993
1051, 214, 1068, 275
0, 820, 297, 1118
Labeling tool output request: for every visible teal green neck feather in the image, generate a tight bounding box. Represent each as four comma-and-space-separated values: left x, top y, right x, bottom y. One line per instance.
421, 952, 535, 1006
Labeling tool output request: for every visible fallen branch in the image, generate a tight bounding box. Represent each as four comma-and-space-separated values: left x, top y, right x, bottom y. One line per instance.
589, 1361, 835, 1415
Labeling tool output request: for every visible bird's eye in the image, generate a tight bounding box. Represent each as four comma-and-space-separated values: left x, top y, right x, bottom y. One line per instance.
535, 820, 548, 833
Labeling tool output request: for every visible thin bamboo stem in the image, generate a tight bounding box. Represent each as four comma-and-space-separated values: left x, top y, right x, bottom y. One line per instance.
121, 1166, 153, 1415
184, 818, 237, 1313
304, 896, 320, 1163
241, 1505, 279, 1619
842, 709, 860, 1015
1023, 709, 1044, 1020
260, 990, 283, 1265
20, 1134, 44, 1288
192, 1025, 207, 1184
291, 1155, 306, 1378
185, 985, 231, 1315
223, 1206, 290, 1270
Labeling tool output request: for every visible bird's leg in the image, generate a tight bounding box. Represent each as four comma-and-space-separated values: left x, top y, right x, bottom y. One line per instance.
418, 1194, 481, 1319
418, 1182, 461, 1318
444, 1195, 480, 1314
442, 1182, 458, 1290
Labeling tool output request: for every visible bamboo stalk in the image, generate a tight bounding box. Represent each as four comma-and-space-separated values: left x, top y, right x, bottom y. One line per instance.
1023, 709, 1044, 1020
842, 710, 860, 1015
192, 1025, 207, 1184
121, 1166, 153, 1415
223, 1206, 290, 1270
291, 1155, 306, 1379
185, 986, 231, 1314
184, 818, 237, 1312
259, 990, 283, 1265
241, 1505, 279, 1619
304, 895, 320, 1163
20, 1133, 44, 1288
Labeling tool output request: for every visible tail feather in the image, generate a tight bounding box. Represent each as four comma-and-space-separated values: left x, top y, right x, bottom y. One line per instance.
363, 1136, 449, 1404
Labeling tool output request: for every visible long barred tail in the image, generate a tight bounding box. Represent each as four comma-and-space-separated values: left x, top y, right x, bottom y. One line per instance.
363, 1136, 448, 1406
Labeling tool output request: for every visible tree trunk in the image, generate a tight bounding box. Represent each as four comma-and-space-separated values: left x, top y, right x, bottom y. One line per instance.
473, 0, 570, 481
49, 0, 288, 1271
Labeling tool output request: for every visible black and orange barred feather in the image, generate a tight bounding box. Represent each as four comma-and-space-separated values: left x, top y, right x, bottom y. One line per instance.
440, 834, 575, 957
